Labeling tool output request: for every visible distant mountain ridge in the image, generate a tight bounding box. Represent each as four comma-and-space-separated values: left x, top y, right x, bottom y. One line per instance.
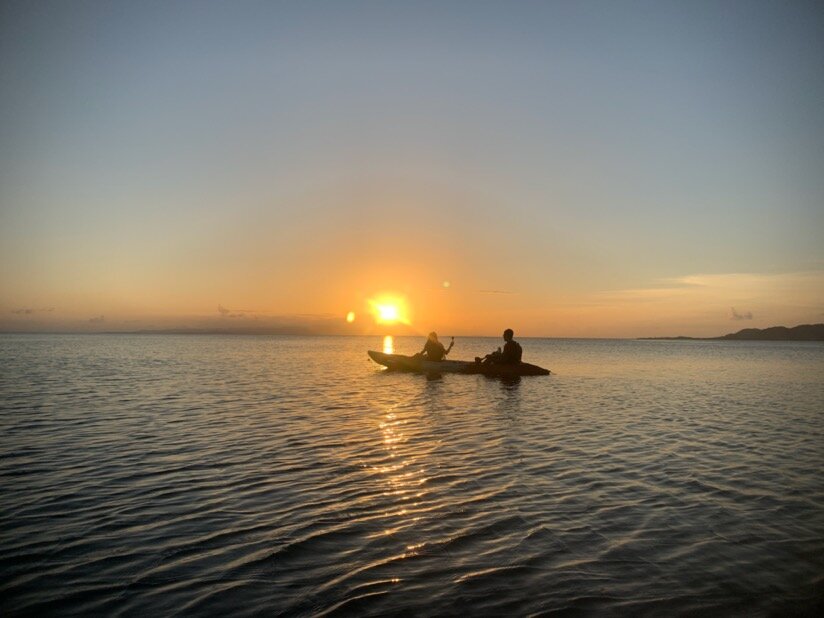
642, 323, 824, 341
716, 323, 824, 341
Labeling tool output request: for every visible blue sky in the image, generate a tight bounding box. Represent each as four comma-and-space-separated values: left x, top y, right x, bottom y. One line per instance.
1, 1, 823, 335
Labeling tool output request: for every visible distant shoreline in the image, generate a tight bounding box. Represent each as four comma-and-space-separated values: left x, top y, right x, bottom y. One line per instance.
1, 324, 823, 340
0, 330, 628, 339
640, 323, 824, 342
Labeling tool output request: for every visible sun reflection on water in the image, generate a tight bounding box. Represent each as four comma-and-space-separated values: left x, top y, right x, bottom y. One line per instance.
373, 402, 428, 565
383, 335, 394, 354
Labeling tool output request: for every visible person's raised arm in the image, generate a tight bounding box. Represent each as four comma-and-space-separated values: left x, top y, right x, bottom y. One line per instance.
445, 337, 454, 355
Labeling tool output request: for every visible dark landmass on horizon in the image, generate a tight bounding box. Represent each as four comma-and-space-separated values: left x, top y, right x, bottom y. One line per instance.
0, 321, 420, 337
0, 313, 390, 336
3, 322, 824, 340
0, 326, 347, 336
640, 323, 824, 341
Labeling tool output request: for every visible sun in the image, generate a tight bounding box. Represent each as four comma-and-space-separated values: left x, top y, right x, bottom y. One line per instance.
368, 295, 410, 325
377, 304, 399, 322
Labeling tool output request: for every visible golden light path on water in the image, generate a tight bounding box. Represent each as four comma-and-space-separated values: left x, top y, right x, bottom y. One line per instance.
375, 399, 429, 576
373, 333, 434, 581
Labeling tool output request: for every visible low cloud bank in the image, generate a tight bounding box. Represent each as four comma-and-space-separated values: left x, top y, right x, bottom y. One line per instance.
10, 308, 54, 315
730, 307, 753, 321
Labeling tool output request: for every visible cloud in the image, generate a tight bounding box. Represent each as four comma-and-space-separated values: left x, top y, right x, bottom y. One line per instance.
597, 272, 824, 306
10, 307, 56, 315
730, 307, 753, 321
479, 290, 516, 295
218, 305, 242, 318
89, 315, 105, 323
218, 304, 250, 318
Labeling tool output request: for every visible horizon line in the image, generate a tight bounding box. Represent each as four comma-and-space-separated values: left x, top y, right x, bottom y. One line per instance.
2, 323, 822, 341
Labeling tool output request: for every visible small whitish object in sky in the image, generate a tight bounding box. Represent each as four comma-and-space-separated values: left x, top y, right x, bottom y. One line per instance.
346, 311, 355, 323
442, 281, 450, 288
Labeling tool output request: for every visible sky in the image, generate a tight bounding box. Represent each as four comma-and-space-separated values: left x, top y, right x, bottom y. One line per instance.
1, 0, 823, 337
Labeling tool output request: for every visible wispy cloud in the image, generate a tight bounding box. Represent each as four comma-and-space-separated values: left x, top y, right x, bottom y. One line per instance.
10, 307, 54, 315
89, 315, 105, 324
479, 290, 516, 295
598, 271, 824, 303
218, 304, 243, 318
730, 307, 753, 320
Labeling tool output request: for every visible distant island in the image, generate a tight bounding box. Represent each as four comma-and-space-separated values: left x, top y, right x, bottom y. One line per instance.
641, 323, 824, 341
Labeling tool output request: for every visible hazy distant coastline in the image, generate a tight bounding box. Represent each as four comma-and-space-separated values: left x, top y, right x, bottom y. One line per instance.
3, 324, 824, 340
640, 323, 824, 341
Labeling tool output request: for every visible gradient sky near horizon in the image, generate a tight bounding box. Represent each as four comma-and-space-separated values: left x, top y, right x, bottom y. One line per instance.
1, 1, 823, 337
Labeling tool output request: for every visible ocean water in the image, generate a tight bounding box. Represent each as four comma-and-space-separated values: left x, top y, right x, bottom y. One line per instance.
1, 334, 823, 616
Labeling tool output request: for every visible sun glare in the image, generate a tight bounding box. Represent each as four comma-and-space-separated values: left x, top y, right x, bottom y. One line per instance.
378, 304, 399, 322
368, 295, 410, 325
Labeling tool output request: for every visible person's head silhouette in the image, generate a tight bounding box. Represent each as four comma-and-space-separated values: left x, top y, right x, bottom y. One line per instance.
503, 329, 514, 341
428, 332, 439, 343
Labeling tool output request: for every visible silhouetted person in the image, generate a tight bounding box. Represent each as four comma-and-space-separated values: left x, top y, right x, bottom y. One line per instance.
478, 329, 522, 365
418, 332, 454, 361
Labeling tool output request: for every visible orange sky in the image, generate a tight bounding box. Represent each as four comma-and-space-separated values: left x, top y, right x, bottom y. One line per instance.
2, 4, 823, 337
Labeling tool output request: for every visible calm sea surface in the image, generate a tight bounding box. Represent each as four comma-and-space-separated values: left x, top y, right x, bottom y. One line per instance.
1, 334, 822, 616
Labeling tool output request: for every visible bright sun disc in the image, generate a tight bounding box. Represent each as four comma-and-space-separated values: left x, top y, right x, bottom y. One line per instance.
368, 295, 410, 325
377, 304, 399, 322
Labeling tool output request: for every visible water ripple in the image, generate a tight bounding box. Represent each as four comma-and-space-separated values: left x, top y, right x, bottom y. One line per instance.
1, 335, 823, 616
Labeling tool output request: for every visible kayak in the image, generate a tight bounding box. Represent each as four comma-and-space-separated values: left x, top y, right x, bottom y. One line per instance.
367, 350, 550, 376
